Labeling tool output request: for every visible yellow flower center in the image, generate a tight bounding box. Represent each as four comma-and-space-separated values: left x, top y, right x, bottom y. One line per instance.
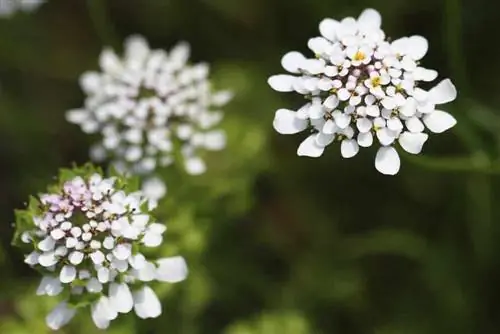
371, 76, 381, 87
353, 51, 366, 61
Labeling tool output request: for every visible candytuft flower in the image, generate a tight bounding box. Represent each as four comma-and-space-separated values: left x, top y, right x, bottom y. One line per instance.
13, 166, 188, 330
66, 35, 233, 177
268, 9, 457, 175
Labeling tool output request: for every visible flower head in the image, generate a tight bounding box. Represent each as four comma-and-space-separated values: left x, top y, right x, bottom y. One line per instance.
268, 9, 457, 175
67, 35, 233, 176
14, 166, 188, 330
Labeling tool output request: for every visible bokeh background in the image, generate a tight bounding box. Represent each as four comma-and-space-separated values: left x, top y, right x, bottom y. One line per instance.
0, 0, 499, 333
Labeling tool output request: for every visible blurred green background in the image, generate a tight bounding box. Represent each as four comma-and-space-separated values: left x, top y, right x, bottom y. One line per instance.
1, 0, 500, 333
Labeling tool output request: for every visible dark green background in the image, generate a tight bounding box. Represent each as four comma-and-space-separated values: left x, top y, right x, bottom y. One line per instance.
0, 0, 499, 333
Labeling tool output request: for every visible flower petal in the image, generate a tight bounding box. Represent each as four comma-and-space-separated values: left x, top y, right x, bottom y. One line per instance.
134, 286, 162, 319
406, 36, 428, 60
315, 133, 334, 147
109, 283, 134, 314
319, 18, 339, 41
376, 128, 396, 146
268, 75, 296, 92
91, 296, 117, 329
156, 256, 189, 283
413, 67, 438, 81
357, 132, 373, 147
273, 109, 308, 134
341, 139, 359, 158
405, 116, 425, 133
46, 302, 76, 330
428, 79, 457, 105
185, 157, 206, 175
297, 135, 325, 157
398, 132, 428, 154
357, 8, 382, 29
375, 146, 400, 175
423, 110, 457, 133
281, 51, 306, 73
37, 276, 63, 296
59, 265, 76, 284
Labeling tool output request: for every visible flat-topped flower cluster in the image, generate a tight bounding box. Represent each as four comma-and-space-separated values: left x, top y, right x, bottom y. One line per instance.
269, 8, 457, 174
17, 168, 187, 330
67, 35, 233, 177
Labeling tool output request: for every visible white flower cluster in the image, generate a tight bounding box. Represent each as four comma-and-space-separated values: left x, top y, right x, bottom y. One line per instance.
22, 173, 188, 330
67, 35, 233, 176
268, 9, 457, 175
0, 0, 43, 17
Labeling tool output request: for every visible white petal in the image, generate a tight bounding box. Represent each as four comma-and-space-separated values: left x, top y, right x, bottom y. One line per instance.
333, 112, 351, 129
406, 116, 425, 133
413, 67, 438, 81
59, 265, 76, 284
428, 79, 457, 105
204, 131, 226, 150
142, 177, 167, 202
38, 236, 56, 252
337, 88, 351, 101
133, 286, 162, 319
68, 251, 84, 265
323, 95, 339, 110
391, 37, 409, 55
273, 109, 308, 134
46, 302, 76, 330
376, 128, 396, 146
356, 118, 372, 133
91, 296, 117, 329
315, 133, 334, 147
90, 250, 105, 265
142, 231, 163, 247
400, 97, 417, 117
98, 267, 110, 283
399, 132, 428, 154
423, 110, 457, 133
156, 256, 188, 283
66, 109, 89, 124
268, 75, 296, 92
297, 135, 325, 157
308, 104, 324, 119
281, 51, 306, 73
406, 36, 428, 60
134, 261, 156, 282
375, 146, 400, 175
322, 119, 338, 134
113, 244, 132, 261
185, 157, 206, 175
109, 283, 134, 314
38, 252, 58, 267
129, 253, 147, 270
357, 132, 373, 147
341, 139, 359, 158
86, 278, 103, 293
24, 251, 40, 266
381, 98, 396, 110
319, 18, 339, 41
99, 49, 122, 73
37, 276, 63, 296
387, 118, 403, 132
357, 8, 382, 29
